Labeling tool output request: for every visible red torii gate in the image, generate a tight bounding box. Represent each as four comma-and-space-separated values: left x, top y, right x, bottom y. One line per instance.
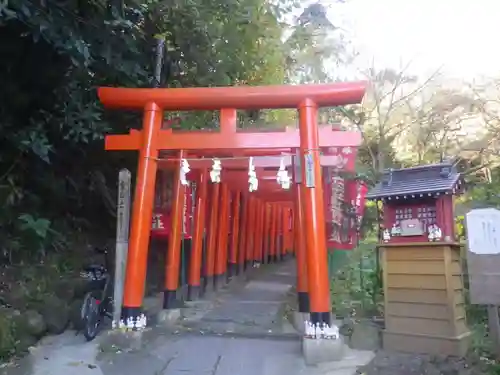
100, 82, 366, 329
151, 138, 358, 310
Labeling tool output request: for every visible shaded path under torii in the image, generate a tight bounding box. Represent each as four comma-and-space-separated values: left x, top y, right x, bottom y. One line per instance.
175, 263, 299, 337
2, 260, 374, 375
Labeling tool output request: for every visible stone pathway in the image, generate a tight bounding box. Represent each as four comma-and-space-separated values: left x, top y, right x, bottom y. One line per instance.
0, 261, 374, 375
177, 265, 297, 337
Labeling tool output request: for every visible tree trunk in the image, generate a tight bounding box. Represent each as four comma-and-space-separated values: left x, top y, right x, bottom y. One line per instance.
376, 150, 385, 176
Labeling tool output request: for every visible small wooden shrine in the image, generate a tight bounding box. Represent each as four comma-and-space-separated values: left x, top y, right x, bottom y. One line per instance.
367, 162, 470, 356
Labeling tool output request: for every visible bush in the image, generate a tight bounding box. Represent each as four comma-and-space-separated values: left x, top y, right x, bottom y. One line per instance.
330, 239, 383, 319
0, 310, 17, 361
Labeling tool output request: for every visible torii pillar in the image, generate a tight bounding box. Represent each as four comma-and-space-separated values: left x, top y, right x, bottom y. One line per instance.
299, 99, 330, 324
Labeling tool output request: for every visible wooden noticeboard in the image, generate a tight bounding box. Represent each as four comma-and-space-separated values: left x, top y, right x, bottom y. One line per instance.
466, 207, 500, 358
466, 208, 500, 305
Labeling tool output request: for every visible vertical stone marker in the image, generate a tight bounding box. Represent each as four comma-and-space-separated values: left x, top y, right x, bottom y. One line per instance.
113, 168, 131, 328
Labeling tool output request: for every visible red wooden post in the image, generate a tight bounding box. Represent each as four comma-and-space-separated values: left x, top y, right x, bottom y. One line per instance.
287, 209, 292, 255
265, 203, 271, 263
284, 207, 290, 256
270, 204, 277, 262
290, 209, 296, 255
228, 191, 241, 277
275, 204, 281, 262
252, 200, 262, 263
282, 207, 290, 257
256, 201, 266, 263
214, 183, 230, 288
121, 102, 162, 328
299, 99, 331, 326
238, 195, 249, 273
164, 150, 187, 309
282, 206, 289, 257
204, 183, 220, 291
294, 181, 309, 313
280, 206, 287, 259
187, 170, 208, 300
276, 205, 283, 261
246, 197, 257, 268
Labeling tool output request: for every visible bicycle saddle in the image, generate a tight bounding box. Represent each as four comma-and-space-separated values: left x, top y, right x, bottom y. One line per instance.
83, 264, 106, 273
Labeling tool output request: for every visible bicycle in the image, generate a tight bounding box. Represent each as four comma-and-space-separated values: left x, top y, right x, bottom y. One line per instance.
78, 246, 114, 341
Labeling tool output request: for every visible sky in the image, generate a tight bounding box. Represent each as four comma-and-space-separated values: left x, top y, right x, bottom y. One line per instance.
324, 0, 500, 81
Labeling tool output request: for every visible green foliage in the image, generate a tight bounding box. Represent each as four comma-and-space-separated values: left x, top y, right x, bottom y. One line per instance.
0, 311, 17, 361
284, 2, 352, 84
330, 238, 383, 318
18, 214, 50, 239
464, 270, 500, 373
455, 215, 466, 241
462, 174, 500, 209
0, 0, 301, 264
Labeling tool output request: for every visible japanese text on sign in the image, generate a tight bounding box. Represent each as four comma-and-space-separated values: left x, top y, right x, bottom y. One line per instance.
152, 214, 165, 230
304, 153, 315, 188
328, 175, 345, 242
467, 208, 500, 255
331, 176, 345, 225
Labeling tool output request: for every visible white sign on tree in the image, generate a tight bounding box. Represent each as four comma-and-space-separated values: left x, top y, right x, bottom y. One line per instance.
466, 208, 500, 255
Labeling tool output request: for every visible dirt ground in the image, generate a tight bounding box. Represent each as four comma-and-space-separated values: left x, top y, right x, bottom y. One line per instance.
358, 351, 493, 375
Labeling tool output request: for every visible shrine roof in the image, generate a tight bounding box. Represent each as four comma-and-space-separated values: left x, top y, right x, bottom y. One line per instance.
366, 162, 462, 200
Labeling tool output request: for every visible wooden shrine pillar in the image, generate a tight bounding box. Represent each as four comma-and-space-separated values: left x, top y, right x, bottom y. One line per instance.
267, 204, 273, 263
282, 207, 291, 258
163, 150, 186, 309
298, 99, 331, 326
245, 197, 257, 268
121, 102, 162, 328
263, 203, 271, 264
204, 183, 220, 292
238, 195, 249, 274
252, 200, 260, 263
228, 191, 241, 277
256, 201, 265, 263
294, 183, 309, 312
253, 200, 265, 263
214, 183, 230, 288
281, 206, 289, 258
276, 205, 283, 261
262, 202, 268, 262
269, 204, 278, 262
290, 209, 296, 256
187, 170, 208, 300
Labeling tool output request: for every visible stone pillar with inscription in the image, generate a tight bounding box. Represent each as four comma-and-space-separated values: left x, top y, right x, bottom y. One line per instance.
113, 169, 132, 329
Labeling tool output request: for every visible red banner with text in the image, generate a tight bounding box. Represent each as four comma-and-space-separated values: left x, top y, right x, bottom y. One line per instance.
323, 169, 367, 250
151, 171, 195, 239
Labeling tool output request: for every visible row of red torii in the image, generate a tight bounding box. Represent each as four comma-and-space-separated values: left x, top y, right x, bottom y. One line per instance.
100, 81, 367, 332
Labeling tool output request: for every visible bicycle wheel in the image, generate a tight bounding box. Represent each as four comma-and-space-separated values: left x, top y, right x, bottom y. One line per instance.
81, 291, 102, 341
